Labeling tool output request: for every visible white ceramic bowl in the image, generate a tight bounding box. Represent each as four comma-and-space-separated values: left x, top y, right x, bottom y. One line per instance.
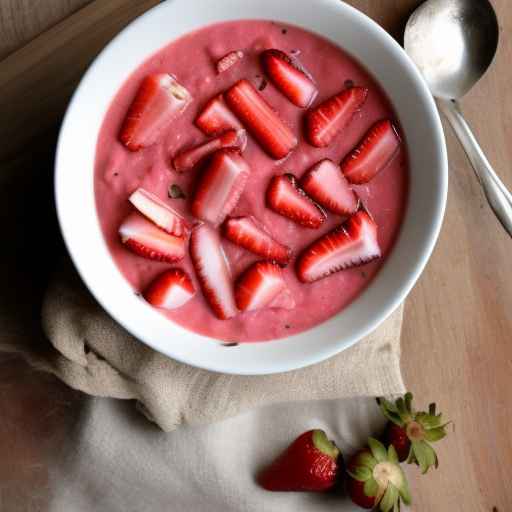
55, 0, 447, 375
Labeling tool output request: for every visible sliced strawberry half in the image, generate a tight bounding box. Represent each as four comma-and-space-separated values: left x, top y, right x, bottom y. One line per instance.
144, 268, 195, 310
225, 79, 298, 159
191, 148, 251, 226
119, 74, 192, 151
306, 86, 368, 147
172, 129, 247, 172
260, 49, 317, 108
119, 212, 186, 263
222, 216, 291, 265
300, 159, 358, 216
195, 93, 243, 135
216, 50, 244, 73
266, 174, 326, 229
129, 188, 189, 237
341, 119, 401, 184
189, 224, 238, 319
296, 210, 381, 283
235, 261, 295, 312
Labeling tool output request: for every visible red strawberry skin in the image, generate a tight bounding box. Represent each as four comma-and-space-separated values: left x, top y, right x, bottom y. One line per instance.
222, 216, 291, 265
259, 430, 339, 492
144, 268, 195, 310
119, 74, 191, 151
384, 422, 411, 462
346, 450, 377, 509
341, 119, 401, 184
261, 49, 318, 108
300, 159, 358, 216
306, 86, 368, 147
266, 174, 326, 229
296, 210, 381, 283
172, 129, 247, 172
225, 79, 298, 159
195, 94, 243, 135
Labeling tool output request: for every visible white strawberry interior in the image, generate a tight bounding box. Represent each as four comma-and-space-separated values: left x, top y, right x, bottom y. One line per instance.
303, 218, 381, 281
119, 212, 185, 258
306, 160, 357, 213
135, 74, 192, 147
129, 188, 186, 236
195, 152, 250, 225
346, 122, 400, 179
191, 225, 237, 318
244, 270, 285, 311
157, 284, 195, 310
197, 95, 242, 134
271, 57, 317, 107
275, 177, 319, 217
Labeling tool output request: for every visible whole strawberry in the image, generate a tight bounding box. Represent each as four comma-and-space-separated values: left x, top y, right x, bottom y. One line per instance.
258, 429, 340, 491
377, 392, 449, 473
347, 438, 411, 511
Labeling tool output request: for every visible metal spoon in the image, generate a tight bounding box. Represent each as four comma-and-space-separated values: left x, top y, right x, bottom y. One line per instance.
404, 0, 512, 236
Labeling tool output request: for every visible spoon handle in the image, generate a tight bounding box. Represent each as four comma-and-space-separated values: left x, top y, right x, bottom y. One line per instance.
438, 99, 512, 237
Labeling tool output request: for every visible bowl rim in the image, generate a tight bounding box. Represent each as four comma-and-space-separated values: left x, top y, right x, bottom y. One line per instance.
55, 0, 448, 375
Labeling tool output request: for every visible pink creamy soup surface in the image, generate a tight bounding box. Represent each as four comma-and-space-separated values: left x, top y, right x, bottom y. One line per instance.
94, 20, 408, 343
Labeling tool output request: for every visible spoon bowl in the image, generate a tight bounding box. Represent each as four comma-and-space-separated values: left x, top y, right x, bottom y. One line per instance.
404, 0, 499, 99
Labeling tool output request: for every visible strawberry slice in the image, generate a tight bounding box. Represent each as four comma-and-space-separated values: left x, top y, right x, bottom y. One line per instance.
189, 224, 237, 319
306, 86, 368, 147
195, 94, 243, 135
119, 212, 186, 263
144, 268, 195, 310
296, 210, 381, 283
129, 188, 189, 237
191, 148, 251, 226
172, 129, 247, 172
235, 261, 295, 312
266, 174, 326, 229
341, 119, 401, 184
222, 216, 291, 265
119, 74, 192, 152
260, 49, 317, 108
225, 79, 298, 159
216, 50, 244, 73
300, 159, 358, 216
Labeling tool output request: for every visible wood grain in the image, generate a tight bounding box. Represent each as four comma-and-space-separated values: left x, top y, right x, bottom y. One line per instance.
0, 0, 92, 60
0, 0, 511, 510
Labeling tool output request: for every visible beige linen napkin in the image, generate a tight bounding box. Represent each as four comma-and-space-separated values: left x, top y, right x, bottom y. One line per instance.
19, 265, 405, 432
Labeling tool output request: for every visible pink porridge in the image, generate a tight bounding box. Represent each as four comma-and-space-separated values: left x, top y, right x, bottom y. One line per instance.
94, 20, 408, 343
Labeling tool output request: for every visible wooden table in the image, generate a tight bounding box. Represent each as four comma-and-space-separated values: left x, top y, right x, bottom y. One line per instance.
0, 1, 510, 510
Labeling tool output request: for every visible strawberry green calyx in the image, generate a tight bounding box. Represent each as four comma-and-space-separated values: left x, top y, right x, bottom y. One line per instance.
312, 429, 340, 460
377, 392, 450, 473
348, 438, 411, 512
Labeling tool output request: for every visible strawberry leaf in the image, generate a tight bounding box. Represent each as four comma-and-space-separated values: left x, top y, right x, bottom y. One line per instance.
356, 451, 377, 470
397, 468, 412, 505
368, 438, 387, 463
424, 426, 447, 442
423, 442, 438, 472
364, 477, 379, 498
348, 466, 372, 482
379, 401, 403, 427
380, 483, 398, 512
388, 444, 399, 465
